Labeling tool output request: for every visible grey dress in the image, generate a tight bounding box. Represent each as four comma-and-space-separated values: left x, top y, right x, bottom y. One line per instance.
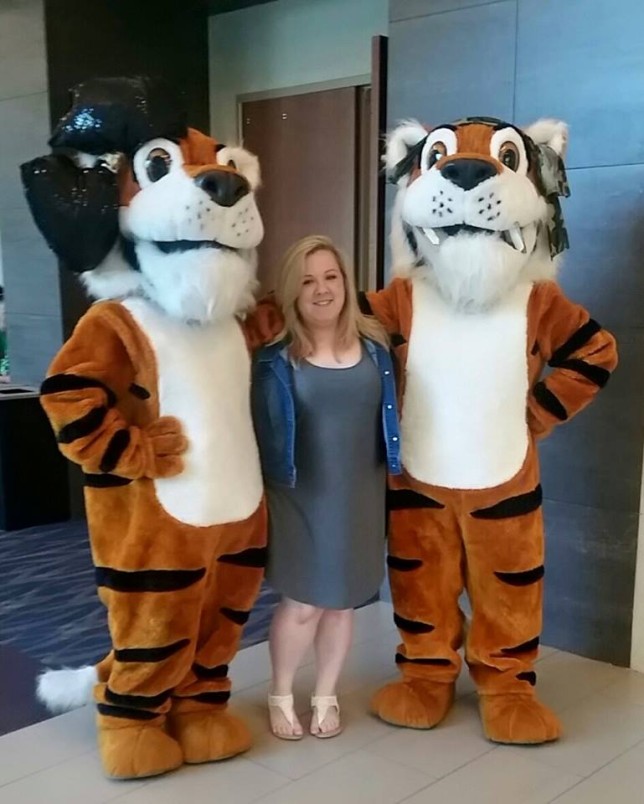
265, 345, 387, 609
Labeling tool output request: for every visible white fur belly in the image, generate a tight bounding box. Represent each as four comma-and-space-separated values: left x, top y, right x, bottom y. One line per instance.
124, 299, 262, 526
401, 279, 532, 490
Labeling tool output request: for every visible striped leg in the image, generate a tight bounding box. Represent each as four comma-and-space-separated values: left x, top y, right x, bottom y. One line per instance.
93, 565, 207, 779
371, 489, 464, 729
168, 503, 268, 763
462, 485, 561, 744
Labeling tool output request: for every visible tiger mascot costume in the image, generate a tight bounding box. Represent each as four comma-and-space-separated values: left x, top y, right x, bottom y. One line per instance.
364, 116, 618, 744
20, 76, 280, 779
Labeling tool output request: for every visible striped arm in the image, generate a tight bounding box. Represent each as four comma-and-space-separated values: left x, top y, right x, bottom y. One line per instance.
528, 282, 618, 438
40, 307, 153, 478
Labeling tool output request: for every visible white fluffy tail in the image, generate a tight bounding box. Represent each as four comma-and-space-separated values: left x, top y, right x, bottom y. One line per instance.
36, 665, 98, 713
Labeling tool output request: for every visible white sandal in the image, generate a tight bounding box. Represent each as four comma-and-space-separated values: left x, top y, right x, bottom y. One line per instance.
268, 693, 303, 741
310, 695, 342, 739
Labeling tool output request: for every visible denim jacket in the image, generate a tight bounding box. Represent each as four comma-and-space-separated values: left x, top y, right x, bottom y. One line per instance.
251, 338, 402, 487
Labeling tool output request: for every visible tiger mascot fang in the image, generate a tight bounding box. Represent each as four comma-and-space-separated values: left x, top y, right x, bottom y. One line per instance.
365, 115, 617, 744
21, 76, 280, 780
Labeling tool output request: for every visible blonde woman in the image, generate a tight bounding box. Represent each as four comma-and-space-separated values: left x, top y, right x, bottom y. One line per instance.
251, 236, 401, 740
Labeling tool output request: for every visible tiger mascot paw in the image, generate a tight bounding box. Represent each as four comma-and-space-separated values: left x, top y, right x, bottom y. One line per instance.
370, 679, 455, 729
479, 693, 562, 745
168, 700, 252, 764
97, 713, 183, 780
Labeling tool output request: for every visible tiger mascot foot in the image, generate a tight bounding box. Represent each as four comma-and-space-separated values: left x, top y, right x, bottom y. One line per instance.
371, 679, 455, 729
479, 693, 562, 745
168, 701, 252, 764
97, 714, 183, 780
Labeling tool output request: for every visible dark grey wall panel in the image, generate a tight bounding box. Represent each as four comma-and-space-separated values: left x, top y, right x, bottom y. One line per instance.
0, 92, 50, 211
542, 500, 638, 667
390, 0, 501, 22
388, 1, 516, 127
553, 165, 644, 331
540, 327, 644, 515
387, 0, 644, 665
516, 0, 644, 169
6, 313, 63, 388
2, 208, 60, 318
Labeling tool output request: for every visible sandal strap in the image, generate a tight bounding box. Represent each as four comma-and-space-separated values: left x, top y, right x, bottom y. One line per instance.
311, 695, 339, 725
268, 693, 296, 728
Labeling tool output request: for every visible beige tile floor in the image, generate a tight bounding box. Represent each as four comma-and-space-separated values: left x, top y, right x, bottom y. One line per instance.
1, 601, 643, 804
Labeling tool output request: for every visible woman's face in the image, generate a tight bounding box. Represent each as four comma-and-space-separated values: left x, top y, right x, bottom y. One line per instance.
296, 249, 346, 329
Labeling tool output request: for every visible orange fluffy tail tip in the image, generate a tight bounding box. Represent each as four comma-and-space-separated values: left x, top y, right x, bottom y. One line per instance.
36, 666, 98, 713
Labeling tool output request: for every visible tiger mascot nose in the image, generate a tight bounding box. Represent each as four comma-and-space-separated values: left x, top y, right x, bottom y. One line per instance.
441, 158, 498, 191
195, 169, 250, 207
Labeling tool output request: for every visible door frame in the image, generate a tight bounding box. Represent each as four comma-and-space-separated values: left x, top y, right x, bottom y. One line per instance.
236, 74, 371, 140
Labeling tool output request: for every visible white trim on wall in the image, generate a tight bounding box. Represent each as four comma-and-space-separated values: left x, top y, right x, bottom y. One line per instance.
631, 447, 644, 672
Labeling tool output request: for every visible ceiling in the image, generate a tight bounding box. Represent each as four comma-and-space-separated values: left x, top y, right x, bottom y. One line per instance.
207, 0, 275, 14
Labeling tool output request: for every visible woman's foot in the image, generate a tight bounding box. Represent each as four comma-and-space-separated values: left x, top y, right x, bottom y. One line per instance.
268, 693, 304, 740
310, 695, 342, 738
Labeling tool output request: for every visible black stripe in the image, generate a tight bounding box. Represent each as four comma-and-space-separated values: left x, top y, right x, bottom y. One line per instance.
57, 406, 108, 443
96, 566, 206, 593
495, 565, 545, 587
97, 703, 159, 721
390, 136, 426, 184
99, 429, 131, 473
550, 358, 610, 388
357, 291, 373, 315
129, 383, 151, 400
549, 319, 601, 365
391, 333, 407, 347
394, 613, 435, 634
218, 547, 267, 568
41, 373, 116, 407
221, 607, 250, 626
471, 485, 542, 520
387, 555, 423, 572
501, 636, 540, 656
395, 652, 451, 666
533, 382, 568, 421
114, 639, 190, 663
105, 687, 172, 709
388, 489, 445, 510
185, 691, 231, 705
404, 226, 419, 259
193, 663, 229, 680
84, 473, 132, 488
516, 671, 537, 686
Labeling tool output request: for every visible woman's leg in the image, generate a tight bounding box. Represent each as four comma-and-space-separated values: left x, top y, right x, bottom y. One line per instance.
268, 597, 323, 737
311, 608, 354, 735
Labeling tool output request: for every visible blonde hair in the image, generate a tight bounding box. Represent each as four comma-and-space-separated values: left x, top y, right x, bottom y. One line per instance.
273, 235, 387, 358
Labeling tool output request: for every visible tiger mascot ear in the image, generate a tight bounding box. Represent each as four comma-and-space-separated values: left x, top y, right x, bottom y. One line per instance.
523, 118, 570, 257
523, 118, 568, 158
385, 120, 428, 186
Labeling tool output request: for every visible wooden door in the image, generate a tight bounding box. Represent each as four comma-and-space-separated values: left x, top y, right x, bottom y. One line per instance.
242, 87, 359, 292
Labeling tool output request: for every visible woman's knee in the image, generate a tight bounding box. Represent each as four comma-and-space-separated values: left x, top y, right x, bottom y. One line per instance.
283, 598, 323, 626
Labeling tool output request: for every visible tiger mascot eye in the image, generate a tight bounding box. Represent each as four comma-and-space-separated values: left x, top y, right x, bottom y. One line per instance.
20, 76, 281, 780
364, 116, 618, 744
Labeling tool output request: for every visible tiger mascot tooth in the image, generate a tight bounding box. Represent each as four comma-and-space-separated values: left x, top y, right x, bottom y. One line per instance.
364, 116, 618, 744
20, 76, 280, 780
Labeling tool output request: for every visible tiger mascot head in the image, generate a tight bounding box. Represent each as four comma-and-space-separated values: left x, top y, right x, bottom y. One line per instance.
21, 75, 263, 324
387, 115, 570, 312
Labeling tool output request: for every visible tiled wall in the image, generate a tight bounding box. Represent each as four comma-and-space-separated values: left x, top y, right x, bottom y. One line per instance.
0, 0, 63, 387
388, 0, 644, 665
